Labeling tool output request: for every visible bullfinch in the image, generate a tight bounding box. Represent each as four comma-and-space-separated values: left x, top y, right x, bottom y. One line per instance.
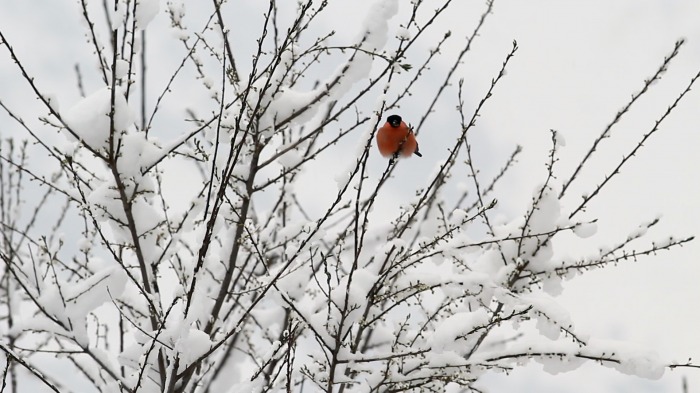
376, 115, 422, 158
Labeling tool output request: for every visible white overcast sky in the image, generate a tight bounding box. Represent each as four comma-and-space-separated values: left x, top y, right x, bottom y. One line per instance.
1, 0, 699, 392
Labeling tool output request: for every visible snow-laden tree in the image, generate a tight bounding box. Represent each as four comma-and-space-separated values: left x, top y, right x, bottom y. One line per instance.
0, 0, 697, 392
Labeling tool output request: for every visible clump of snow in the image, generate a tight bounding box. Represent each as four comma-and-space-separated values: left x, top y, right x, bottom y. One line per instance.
276, 147, 303, 169
540, 275, 564, 296
111, 2, 126, 30
332, 269, 377, 311
333, 162, 355, 190
77, 237, 92, 253
359, 0, 398, 50
322, 268, 378, 337
536, 350, 585, 374
628, 224, 648, 238
527, 185, 561, 234
431, 309, 490, 353
63, 86, 135, 153
117, 130, 162, 176
135, 0, 160, 30
115, 59, 129, 79
553, 130, 566, 147
583, 338, 665, 379
263, 0, 398, 132
176, 328, 213, 367
19, 267, 127, 346
450, 208, 468, 223
396, 28, 411, 40
130, 197, 164, 246
519, 292, 573, 340
87, 180, 125, 222
573, 221, 597, 238
168, 1, 185, 25
275, 262, 312, 301
267, 87, 322, 126
428, 351, 465, 367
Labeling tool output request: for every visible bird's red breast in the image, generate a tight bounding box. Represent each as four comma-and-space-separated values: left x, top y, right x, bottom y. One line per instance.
376, 115, 422, 158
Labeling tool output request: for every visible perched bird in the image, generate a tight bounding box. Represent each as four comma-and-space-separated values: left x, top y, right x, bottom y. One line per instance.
376, 115, 422, 158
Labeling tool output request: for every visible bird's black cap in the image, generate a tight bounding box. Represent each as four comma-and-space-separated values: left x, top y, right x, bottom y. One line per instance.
387, 115, 402, 127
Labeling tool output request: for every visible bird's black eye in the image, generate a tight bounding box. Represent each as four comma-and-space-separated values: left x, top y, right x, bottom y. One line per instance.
387, 114, 402, 127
